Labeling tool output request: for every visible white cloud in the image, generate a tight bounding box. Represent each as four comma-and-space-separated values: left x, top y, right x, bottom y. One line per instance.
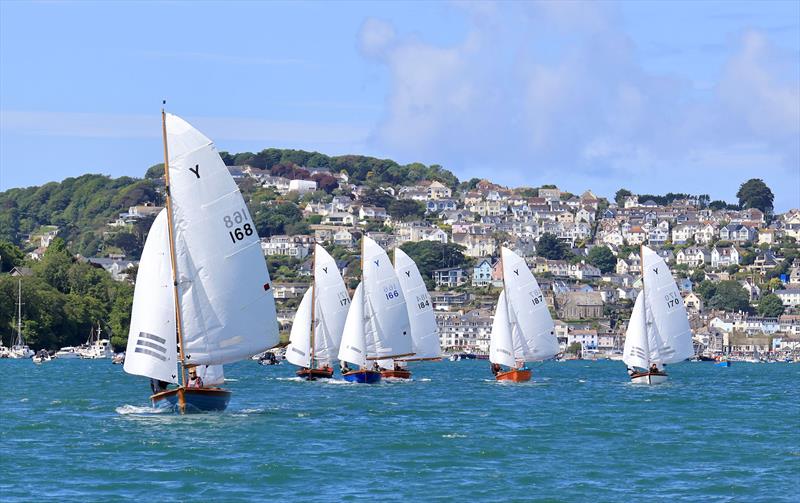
360, 1, 800, 209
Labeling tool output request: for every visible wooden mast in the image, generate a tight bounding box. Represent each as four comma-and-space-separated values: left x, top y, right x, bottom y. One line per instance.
161, 105, 188, 413
308, 245, 317, 377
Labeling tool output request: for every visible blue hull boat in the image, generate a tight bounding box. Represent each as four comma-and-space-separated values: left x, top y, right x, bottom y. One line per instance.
342, 369, 382, 384
715, 361, 731, 367
151, 387, 231, 413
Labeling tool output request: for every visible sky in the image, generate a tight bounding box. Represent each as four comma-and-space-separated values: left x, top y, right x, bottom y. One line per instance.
1, 0, 798, 210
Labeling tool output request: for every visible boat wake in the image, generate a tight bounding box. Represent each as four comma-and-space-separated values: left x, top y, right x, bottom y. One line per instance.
115, 404, 169, 415
274, 377, 304, 382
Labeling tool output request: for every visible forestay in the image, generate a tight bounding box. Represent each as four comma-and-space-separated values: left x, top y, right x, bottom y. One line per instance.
338, 283, 367, 368
489, 290, 516, 368
124, 210, 179, 384
501, 247, 559, 361
642, 246, 694, 364
622, 292, 650, 369
394, 248, 440, 360
362, 237, 413, 360
165, 114, 278, 365
312, 245, 350, 365
285, 288, 313, 368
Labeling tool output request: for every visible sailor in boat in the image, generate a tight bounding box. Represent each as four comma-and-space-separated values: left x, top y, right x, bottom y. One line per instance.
491, 363, 501, 375
187, 368, 204, 389
340, 360, 350, 374
150, 378, 169, 394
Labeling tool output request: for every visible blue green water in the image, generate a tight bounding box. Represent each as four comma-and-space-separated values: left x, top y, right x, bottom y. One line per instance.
1, 359, 798, 502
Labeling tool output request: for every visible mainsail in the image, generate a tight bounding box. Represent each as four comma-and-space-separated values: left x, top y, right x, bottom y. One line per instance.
124, 209, 179, 383
641, 246, 694, 364
361, 237, 413, 360
164, 114, 279, 365
501, 247, 559, 361
338, 283, 367, 368
394, 248, 440, 361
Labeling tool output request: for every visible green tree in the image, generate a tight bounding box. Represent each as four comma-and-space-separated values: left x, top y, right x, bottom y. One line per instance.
757, 294, 784, 318
587, 246, 615, 273
0, 241, 24, 272
707, 280, 751, 312
388, 199, 426, 221
614, 188, 632, 206
144, 163, 164, 179
399, 241, 470, 290
537, 233, 571, 260
736, 178, 774, 215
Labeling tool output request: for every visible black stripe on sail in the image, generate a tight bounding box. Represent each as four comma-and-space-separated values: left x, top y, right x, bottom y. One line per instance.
134, 347, 167, 361
136, 340, 167, 353
138, 331, 166, 345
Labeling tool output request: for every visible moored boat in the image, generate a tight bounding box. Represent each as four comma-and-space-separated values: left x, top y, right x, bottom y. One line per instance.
55, 346, 82, 359
9, 281, 34, 359
123, 110, 279, 413
32, 349, 52, 364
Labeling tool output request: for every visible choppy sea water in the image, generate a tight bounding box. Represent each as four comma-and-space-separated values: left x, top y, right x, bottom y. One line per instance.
1, 359, 797, 502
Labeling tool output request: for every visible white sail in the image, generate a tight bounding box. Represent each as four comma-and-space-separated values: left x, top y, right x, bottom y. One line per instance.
124, 209, 179, 384
489, 290, 516, 368
394, 248, 440, 361
501, 247, 559, 361
641, 246, 694, 364
165, 114, 279, 366
312, 245, 350, 365
285, 288, 313, 368
338, 283, 367, 368
622, 292, 650, 369
362, 237, 413, 360
197, 364, 225, 387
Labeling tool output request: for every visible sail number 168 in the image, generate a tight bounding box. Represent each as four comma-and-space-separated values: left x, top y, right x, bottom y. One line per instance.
223, 208, 253, 244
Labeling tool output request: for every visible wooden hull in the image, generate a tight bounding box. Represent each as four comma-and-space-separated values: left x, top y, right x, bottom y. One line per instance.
150, 387, 231, 413
496, 368, 532, 382
342, 369, 382, 384
630, 372, 668, 385
381, 369, 412, 379
296, 367, 334, 379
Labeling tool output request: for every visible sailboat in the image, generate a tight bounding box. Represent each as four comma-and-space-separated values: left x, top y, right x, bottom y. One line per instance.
378, 248, 440, 379
285, 244, 350, 380
123, 110, 279, 413
337, 237, 414, 383
78, 323, 113, 359
489, 247, 559, 382
9, 279, 34, 359
622, 245, 694, 385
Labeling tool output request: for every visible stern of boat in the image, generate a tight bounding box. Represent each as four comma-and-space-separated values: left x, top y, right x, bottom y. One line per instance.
342, 369, 382, 384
